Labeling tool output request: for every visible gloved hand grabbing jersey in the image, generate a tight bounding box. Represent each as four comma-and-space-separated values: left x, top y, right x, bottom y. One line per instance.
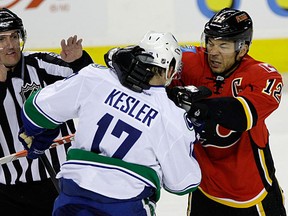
104, 47, 120, 68
167, 85, 212, 131
18, 127, 60, 159
104, 46, 155, 93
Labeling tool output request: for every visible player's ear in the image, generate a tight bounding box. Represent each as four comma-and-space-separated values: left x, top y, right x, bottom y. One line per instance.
238, 44, 249, 58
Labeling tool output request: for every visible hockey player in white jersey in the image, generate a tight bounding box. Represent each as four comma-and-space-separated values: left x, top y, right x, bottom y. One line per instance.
18, 31, 201, 216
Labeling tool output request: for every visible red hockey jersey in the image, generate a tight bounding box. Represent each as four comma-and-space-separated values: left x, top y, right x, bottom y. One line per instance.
172, 46, 283, 207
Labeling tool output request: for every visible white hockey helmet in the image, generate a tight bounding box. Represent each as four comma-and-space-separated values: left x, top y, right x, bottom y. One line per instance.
138, 31, 182, 86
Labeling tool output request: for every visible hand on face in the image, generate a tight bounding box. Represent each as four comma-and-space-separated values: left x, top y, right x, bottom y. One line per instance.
0, 63, 9, 82
60, 35, 83, 63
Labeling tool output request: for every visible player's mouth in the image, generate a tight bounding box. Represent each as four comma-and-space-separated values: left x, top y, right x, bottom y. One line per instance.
5, 50, 18, 58
209, 59, 221, 69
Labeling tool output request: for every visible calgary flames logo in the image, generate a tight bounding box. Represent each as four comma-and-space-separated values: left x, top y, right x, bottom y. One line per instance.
200, 123, 242, 148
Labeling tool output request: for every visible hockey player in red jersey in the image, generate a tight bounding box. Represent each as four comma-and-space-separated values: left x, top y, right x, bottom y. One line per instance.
169, 7, 286, 216
112, 7, 287, 216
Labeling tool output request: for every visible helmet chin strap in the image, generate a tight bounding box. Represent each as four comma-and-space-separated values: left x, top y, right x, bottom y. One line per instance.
164, 77, 172, 86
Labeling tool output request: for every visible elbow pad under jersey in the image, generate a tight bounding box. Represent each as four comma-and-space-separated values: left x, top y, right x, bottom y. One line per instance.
197, 96, 258, 132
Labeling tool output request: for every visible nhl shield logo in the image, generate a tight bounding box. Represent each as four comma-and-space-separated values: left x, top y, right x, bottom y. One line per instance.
20, 82, 41, 102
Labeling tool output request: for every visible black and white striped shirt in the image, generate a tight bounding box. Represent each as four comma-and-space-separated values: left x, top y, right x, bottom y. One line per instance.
0, 50, 92, 185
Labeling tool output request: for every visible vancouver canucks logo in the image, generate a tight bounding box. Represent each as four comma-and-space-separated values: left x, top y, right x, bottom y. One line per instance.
184, 112, 194, 131
20, 82, 41, 102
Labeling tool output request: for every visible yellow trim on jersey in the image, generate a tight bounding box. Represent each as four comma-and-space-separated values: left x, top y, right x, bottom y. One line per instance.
187, 192, 193, 215
199, 187, 268, 208
279, 185, 286, 206
258, 149, 273, 186
236, 96, 253, 130
256, 202, 266, 216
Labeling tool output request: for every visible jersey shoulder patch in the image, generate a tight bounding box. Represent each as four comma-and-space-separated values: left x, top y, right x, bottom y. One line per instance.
181, 45, 197, 53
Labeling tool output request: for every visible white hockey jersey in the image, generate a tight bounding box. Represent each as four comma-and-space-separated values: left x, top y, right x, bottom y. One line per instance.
22, 63, 201, 201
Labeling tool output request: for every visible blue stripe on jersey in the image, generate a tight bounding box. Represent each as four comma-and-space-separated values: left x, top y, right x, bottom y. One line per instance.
164, 182, 199, 195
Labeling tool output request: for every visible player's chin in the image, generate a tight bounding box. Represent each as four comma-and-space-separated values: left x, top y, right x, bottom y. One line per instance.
211, 69, 224, 74
5, 53, 21, 64
209, 64, 223, 74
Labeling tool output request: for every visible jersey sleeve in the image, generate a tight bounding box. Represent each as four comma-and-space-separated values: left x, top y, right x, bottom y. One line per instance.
68, 50, 94, 72
26, 51, 93, 84
161, 133, 201, 195
156, 112, 201, 195
22, 66, 97, 132
237, 63, 283, 147
237, 63, 282, 125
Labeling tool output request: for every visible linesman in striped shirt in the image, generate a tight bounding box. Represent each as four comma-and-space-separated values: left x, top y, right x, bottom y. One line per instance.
0, 8, 93, 216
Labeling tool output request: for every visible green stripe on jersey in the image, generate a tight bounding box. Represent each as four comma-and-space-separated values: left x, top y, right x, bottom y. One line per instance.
67, 148, 161, 201
24, 91, 59, 129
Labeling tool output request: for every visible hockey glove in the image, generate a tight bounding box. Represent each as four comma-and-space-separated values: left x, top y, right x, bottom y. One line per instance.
167, 85, 212, 132
167, 85, 211, 111
18, 127, 60, 159
111, 46, 154, 93
104, 47, 121, 68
